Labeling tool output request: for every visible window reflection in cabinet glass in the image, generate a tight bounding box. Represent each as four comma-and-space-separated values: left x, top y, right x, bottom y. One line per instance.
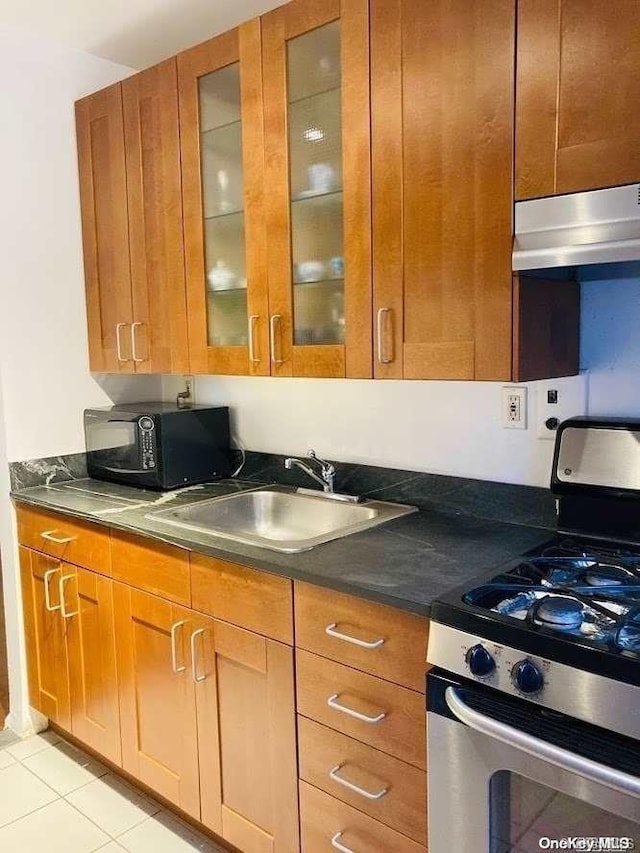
199, 62, 248, 347
287, 22, 344, 347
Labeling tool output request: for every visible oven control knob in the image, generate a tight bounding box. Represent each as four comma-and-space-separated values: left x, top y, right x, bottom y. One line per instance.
465, 644, 496, 677
512, 659, 544, 694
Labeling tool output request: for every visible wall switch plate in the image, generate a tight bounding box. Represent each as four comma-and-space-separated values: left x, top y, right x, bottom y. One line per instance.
502, 386, 527, 429
536, 374, 588, 440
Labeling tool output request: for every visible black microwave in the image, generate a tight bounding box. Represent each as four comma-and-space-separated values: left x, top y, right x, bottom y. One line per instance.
84, 403, 232, 491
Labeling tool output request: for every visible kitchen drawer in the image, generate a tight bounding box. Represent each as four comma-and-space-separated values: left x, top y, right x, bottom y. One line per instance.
16, 505, 110, 575
111, 531, 190, 606
191, 553, 293, 644
298, 716, 427, 844
296, 650, 425, 769
295, 581, 429, 691
300, 780, 425, 853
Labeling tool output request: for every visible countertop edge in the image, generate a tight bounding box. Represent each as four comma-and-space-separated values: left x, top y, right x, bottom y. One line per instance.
11, 490, 438, 617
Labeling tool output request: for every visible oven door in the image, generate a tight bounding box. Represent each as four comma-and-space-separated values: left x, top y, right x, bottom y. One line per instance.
427, 670, 640, 853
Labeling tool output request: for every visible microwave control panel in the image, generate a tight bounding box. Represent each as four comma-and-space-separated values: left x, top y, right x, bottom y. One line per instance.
138, 417, 156, 469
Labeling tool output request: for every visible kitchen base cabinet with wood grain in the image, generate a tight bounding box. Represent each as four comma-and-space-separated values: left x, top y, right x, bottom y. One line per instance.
15, 503, 430, 853
19, 547, 121, 765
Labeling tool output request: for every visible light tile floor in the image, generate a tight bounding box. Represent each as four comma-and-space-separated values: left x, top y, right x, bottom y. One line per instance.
0, 730, 227, 852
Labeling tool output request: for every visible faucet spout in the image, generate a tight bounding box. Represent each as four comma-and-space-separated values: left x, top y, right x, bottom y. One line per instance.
284, 449, 336, 493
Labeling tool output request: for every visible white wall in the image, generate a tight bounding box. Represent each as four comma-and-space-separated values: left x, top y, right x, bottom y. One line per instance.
174, 375, 566, 487
580, 262, 640, 416
164, 266, 640, 490
0, 25, 160, 733
0, 25, 160, 464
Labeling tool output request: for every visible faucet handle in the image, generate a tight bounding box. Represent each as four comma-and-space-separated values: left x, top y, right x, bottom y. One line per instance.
308, 449, 335, 473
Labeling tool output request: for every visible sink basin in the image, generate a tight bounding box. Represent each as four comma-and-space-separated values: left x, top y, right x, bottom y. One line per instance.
148, 486, 416, 553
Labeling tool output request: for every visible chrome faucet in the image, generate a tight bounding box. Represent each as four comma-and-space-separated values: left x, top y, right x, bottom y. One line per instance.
284, 449, 336, 493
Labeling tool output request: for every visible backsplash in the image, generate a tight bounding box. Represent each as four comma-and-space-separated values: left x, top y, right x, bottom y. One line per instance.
10, 449, 556, 529
9, 453, 87, 491
240, 451, 557, 529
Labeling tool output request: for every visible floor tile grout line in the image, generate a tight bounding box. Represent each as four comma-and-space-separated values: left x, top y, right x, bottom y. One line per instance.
0, 794, 60, 834
7, 751, 65, 799
62, 779, 163, 843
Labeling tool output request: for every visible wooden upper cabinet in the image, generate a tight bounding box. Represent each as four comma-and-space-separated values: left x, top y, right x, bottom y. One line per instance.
122, 59, 189, 373
178, 22, 270, 376
76, 84, 133, 373
516, 0, 640, 200
262, 0, 372, 378
371, 0, 515, 381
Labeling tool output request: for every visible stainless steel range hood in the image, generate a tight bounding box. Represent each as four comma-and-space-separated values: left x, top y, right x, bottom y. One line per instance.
513, 183, 640, 271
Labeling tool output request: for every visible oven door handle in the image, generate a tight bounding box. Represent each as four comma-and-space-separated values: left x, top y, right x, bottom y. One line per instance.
445, 686, 640, 798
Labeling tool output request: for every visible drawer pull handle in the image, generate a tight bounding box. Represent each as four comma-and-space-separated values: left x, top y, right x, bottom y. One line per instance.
329, 763, 389, 800
59, 575, 78, 619
43, 567, 61, 613
170, 620, 187, 673
41, 530, 76, 545
325, 623, 385, 650
331, 832, 355, 853
190, 628, 207, 683
327, 693, 387, 724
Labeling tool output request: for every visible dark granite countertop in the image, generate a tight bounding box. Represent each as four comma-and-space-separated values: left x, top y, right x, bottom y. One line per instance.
11, 477, 555, 616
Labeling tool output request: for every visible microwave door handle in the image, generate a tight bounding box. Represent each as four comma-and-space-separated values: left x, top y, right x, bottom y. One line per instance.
101, 466, 148, 474
445, 686, 640, 799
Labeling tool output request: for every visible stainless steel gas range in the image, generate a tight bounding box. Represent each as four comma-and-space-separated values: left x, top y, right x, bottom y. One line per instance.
427, 418, 640, 853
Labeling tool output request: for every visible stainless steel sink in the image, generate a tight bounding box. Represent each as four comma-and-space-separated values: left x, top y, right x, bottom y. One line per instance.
147, 485, 416, 553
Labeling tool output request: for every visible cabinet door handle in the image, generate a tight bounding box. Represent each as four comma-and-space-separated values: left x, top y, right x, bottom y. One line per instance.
376, 307, 392, 364
116, 323, 129, 362
327, 693, 387, 724
331, 832, 355, 853
43, 567, 61, 613
131, 322, 144, 363
270, 314, 284, 365
41, 530, 76, 545
170, 620, 187, 673
248, 315, 260, 364
190, 628, 207, 683
325, 623, 385, 650
59, 575, 78, 619
329, 763, 389, 800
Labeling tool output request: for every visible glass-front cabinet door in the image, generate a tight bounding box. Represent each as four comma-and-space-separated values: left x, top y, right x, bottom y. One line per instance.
178, 22, 269, 375
262, 0, 372, 378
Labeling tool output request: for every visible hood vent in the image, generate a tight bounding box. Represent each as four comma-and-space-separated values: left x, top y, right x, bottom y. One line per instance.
513, 183, 640, 271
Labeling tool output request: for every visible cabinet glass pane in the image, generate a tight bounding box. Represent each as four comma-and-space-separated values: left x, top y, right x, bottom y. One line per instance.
287, 22, 344, 347
199, 62, 247, 347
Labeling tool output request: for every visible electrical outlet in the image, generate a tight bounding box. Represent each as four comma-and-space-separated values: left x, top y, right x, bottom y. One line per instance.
183, 375, 195, 404
502, 386, 527, 429
536, 375, 587, 440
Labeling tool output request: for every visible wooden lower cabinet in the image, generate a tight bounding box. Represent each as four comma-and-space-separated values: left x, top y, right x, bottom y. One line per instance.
20, 550, 121, 762
113, 583, 201, 817
20, 549, 71, 729
19, 513, 424, 853
66, 566, 121, 765
298, 716, 426, 845
114, 583, 299, 852
299, 781, 425, 853
198, 618, 299, 853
